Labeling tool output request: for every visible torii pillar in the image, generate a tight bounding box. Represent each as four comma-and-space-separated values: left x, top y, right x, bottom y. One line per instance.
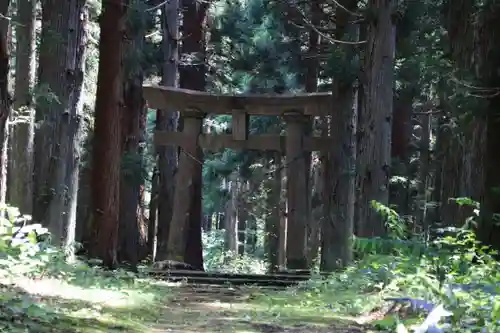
166, 109, 204, 267
284, 113, 308, 270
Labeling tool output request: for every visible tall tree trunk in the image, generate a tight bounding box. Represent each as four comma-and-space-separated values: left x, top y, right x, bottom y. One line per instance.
389, 3, 422, 217
320, 0, 358, 272
148, 167, 159, 258
434, 116, 461, 227
91, 0, 126, 268
265, 153, 281, 272
390, 86, 415, 215
76, 161, 91, 247
33, 0, 87, 245
176, 0, 208, 269
217, 211, 225, 229
63, 7, 88, 258
118, 1, 148, 269
436, 0, 486, 233
225, 173, 238, 254
416, 112, 431, 233
245, 179, 258, 253
304, 0, 320, 267
237, 179, 247, 255
307, 162, 321, 266
279, 168, 287, 269
427, 114, 443, 229
356, 0, 396, 237
321, 84, 357, 270
0, 0, 11, 211
10, 0, 36, 214
474, 6, 500, 251
155, 0, 180, 261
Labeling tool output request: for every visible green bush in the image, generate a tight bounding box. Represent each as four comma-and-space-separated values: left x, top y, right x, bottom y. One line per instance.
316, 200, 500, 332
0, 205, 59, 277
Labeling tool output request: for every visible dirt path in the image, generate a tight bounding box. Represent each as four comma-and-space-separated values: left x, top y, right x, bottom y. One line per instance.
147, 285, 368, 333
0, 275, 376, 332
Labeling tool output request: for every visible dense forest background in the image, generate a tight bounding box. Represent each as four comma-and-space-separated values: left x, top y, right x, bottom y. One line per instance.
1, 0, 500, 274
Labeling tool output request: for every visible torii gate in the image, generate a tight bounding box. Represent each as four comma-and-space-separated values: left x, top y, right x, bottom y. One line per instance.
143, 84, 333, 269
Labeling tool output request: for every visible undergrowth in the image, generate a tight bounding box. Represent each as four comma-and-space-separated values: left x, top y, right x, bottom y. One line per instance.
1, 200, 499, 333
0, 206, 170, 333
256, 200, 500, 332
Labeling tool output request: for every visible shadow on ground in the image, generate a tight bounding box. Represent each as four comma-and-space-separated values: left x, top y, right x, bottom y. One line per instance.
0, 283, 142, 332
1, 277, 371, 333
147, 285, 369, 333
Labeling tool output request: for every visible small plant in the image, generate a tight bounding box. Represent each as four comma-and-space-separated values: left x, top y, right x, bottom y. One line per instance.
371, 200, 408, 239
0, 205, 56, 277
290, 198, 500, 333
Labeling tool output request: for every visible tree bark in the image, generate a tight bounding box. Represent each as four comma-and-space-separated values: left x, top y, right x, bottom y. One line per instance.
148, 167, 158, 258
155, 0, 180, 261
10, 0, 36, 214
307, 162, 321, 266
91, 0, 126, 268
118, 3, 148, 269
390, 87, 414, 215
321, 85, 357, 270
265, 153, 281, 272
356, 0, 396, 237
470, 6, 499, 251
33, 0, 87, 245
225, 173, 238, 254
76, 162, 91, 247
319, 0, 358, 271
436, 0, 486, 233
279, 168, 287, 269
63, 6, 88, 258
245, 179, 258, 253
237, 178, 247, 255
176, 0, 208, 269
416, 112, 431, 232
0, 0, 11, 211
303, 0, 320, 266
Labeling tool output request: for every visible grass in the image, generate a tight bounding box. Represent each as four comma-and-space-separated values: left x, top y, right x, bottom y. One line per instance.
0, 212, 378, 333
1, 216, 499, 332
0, 270, 172, 332
152, 284, 369, 332
0, 259, 377, 333
2, 247, 499, 332
2, 250, 499, 332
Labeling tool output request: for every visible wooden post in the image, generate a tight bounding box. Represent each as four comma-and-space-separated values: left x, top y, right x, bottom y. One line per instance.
284, 113, 308, 270
232, 111, 248, 141
166, 110, 204, 262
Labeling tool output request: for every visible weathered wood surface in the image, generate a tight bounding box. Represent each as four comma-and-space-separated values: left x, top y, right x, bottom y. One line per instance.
145, 268, 311, 287
146, 269, 311, 281
165, 115, 203, 262
144, 84, 332, 115
154, 131, 331, 152
285, 115, 309, 269
232, 111, 248, 141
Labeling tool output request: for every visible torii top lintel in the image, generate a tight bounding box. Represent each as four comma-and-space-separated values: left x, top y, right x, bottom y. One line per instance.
143, 84, 332, 116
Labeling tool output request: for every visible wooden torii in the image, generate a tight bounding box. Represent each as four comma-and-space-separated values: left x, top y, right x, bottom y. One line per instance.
143, 84, 333, 269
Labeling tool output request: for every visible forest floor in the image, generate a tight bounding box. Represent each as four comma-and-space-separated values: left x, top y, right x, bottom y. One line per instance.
148, 284, 372, 333
0, 272, 384, 333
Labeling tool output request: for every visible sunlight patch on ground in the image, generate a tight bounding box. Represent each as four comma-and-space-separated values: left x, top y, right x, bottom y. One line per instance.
0, 271, 176, 333
4, 276, 149, 307
0, 269, 372, 333
144, 285, 367, 333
